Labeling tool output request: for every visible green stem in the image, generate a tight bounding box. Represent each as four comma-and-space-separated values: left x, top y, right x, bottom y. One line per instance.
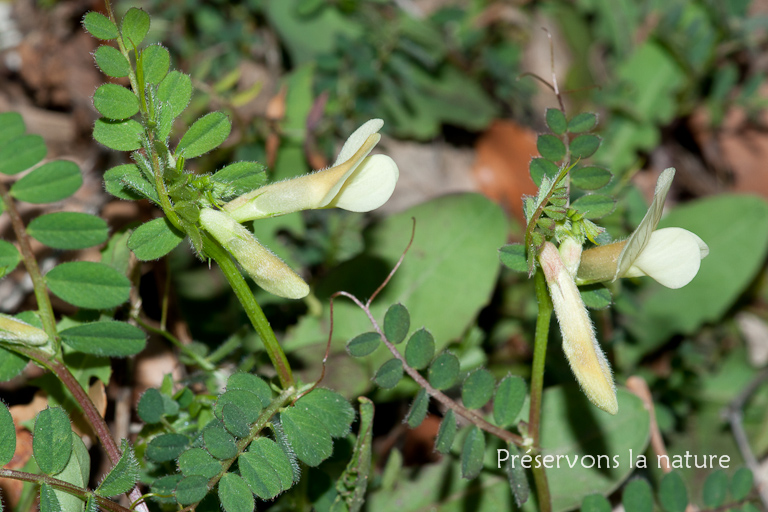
202, 233, 294, 388
530, 269, 553, 512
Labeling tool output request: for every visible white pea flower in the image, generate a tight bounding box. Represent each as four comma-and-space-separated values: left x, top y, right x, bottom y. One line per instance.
224, 119, 399, 222
578, 168, 709, 289
540, 241, 618, 415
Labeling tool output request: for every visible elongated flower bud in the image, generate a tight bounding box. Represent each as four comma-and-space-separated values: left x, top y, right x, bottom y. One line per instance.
540, 242, 618, 414
200, 209, 310, 299
0, 313, 49, 346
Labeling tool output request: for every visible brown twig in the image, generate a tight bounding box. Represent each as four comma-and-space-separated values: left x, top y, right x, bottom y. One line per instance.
626, 375, 670, 473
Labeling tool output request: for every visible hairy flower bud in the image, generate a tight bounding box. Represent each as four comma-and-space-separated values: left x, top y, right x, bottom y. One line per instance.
0, 313, 49, 347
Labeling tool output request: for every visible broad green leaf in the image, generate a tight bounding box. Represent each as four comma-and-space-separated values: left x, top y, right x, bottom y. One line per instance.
82, 12, 118, 40
493, 375, 526, 427
462, 368, 494, 410
34, 406, 73, 475
239, 451, 282, 499
434, 409, 456, 454
580, 286, 612, 310
127, 217, 184, 260
146, 433, 189, 462
94, 45, 130, 78
221, 404, 250, 438
10, 160, 82, 203
571, 166, 612, 191
659, 471, 687, 512
203, 424, 237, 460
622, 479, 653, 512
93, 84, 139, 120
93, 118, 143, 151
428, 351, 460, 390
374, 358, 403, 389
570, 134, 601, 159
537, 134, 566, 162
571, 194, 616, 219
405, 388, 429, 428
347, 332, 381, 357
175, 112, 231, 159
568, 113, 598, 133
248, 437, 295, 491
546, 108, 567, 135
227, 373, 272, 408
538, 387, 650, 512
405, 328, 434, 370
499, 244, 527, 272
628, 196, 768, 358
0, 111, 25, 147
175, 475, 209, 505
332, 397, 374, 512
39, 484, 61, 512
281, 409, 333, 466
730, 467, 753, 501
178, 448, 221, 478
384, 303, 410, 344
120, 8, 150, 50
27, 213, 108, 250
581, 494, 611, 512
103, 163, 159, 202
137, 388, 164, 424
60, 321, 146, 357
141, 44, 170, 85
219, 473, 254, 512
211, 161, 267, 200
0, 402, 15, 466
97, 440, 139, 497
293, 388, 354, 438
701, 470, 727, 508
157, 71, 192, 119
214, 389, 263, 424
0, 240, 20, 278
0, 134, 46, 175
461, 426, 485, 479
46, 261, 130, 309
529, 157, 559, 187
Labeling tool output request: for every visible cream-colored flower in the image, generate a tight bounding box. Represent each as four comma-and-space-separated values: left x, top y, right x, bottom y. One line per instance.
200, 208, 310, 299
540, 242, 618, 415
224, 119, 399, 222
578, 168, 709, 289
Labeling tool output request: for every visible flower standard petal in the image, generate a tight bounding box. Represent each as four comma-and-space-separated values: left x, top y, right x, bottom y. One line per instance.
623, 227, 709, 289
200, 209, 309, 299
324, 155, 399, 212
540, 242, 618, 414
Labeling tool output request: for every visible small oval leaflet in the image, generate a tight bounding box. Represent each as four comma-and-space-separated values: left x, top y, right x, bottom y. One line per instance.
347, 331, 381, 357
0, 111, 26, 147
0, 401, 15, 466
404, 328, 435, 370
157, 71, 193, 119
622, 479, 653, 512
374, 358, 404, 389
406, 388, 429, 428
434, 409, 456, 454
60, 321, 146, 357
218, 473, 255, 512
227, 372, 272, 408
93, 83, 140, 120
529, 157, 559, 187
46, 261, 131, 309
137, 388, 164, 424
141, 44, 171, 85
178, 447, 221, 479
93, 118, 143, 152
568, 112, 598, 133
461, 426, 485, 479
702, 470, 727, 508
536, 134, 566, 162
571, 166, 612, 191
33, 406, 73, 475
730, 467, 753, 501
120, 7, 150, 50
499, 243, 527, 273
203, 424, 238, 460
428, 351, 460, 390
659, 471, 688, 512
248, 437, 295, 491
280, 409, 332, 467
0, 240, 21, 278
221, 404, 251, 438
581, 493, 611, 512
146, 433, 189, 463
214, 389, 263, 424
175, 475, 209, 506
570, 134, 601, 159
493, 374, 526, 427
175, 111, 232, 160
0, 134, 46, 175
571, 193, 616, 220
103, 163, 159, 202
462, 368, 495, 410
128, 217, 185, 261
384, 303, 410, 344
239, 451, 283, 500
545, 108, 567, 135
94, 45, 130, 78
10, 160, 82, 204
82, 11, 118, 40
291, 388, 355, 438
27, 212, 108, 250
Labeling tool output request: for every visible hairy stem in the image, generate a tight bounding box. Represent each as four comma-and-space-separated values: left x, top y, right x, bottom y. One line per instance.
202, 233, 294, 388
529, 269, 553, 512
